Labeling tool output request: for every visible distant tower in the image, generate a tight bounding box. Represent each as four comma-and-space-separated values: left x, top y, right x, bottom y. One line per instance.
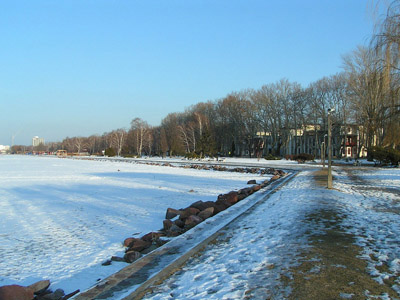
32, 136, 45, 147
11, 129, 21, 147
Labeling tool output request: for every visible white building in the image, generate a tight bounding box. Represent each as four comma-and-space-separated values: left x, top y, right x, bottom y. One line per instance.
32, 136, 45, 147
0, 145, 10, 154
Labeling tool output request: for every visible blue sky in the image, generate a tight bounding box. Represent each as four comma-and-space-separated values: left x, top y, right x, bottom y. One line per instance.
0, 1, 378, 145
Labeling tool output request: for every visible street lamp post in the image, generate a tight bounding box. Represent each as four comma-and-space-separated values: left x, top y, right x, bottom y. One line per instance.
322, 134, 327, 168
327, 108, 334, 189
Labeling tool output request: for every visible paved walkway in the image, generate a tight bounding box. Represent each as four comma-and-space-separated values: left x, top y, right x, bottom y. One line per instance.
287, 168, 398, 300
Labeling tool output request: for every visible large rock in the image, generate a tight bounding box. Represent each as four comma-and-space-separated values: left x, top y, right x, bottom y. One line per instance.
110, 256, 125, 262
0, 285, 34, 300
166, 224, 184, 237
270, 174, 280, 181
189, 200, 215, 211
170, 224, 184, 233
174, 219, 185, 228
40, 289, 65, 300
273, 169, 286, 176
28, 280, 50, 295
215, 198, 233, 210
165, 208, 181, 219
247, 179, 257, 184
226, 191, 239, 205
179, 207, 200, 220
124, 251, 142, 263
237, 193, 247, 201
217, 191, 238, 205
213, 201, 230, 214
189, 200, 205, 210
125, 238, 151, 252
184, 215, 203, 228
213, 166, 227, 171
141, 232, 164, 242
238, 187, 253, 197
249, 168, 259, 173
123, 237, 136, 247
252, 184, 261, 192
163, 219, 173, 231
260, 180, 270, 188
198, 207, 214, 220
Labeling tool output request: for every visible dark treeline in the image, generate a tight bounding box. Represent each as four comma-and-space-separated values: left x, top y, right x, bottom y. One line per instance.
21, 1, 400, 158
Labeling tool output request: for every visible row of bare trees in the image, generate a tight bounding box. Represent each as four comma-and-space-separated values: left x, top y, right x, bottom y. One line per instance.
53, 118, 153, 156
44, 75, 351, 158
32, 1, 399, 158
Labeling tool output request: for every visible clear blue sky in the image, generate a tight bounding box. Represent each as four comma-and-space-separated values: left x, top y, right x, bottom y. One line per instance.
0, 1, 378, 145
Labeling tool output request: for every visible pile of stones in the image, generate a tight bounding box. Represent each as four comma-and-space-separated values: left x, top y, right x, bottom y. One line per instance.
108, 168, 287, 265
157, 162, 281, 176
0, 280, 79, 300
80, 156, 282, 177
103, 231, 167, 265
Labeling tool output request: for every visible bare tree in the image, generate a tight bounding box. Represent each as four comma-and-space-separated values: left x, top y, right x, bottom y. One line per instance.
178, 124, 191, 153
61, 137, 74, 153
111, 129, 127, 157
371, 0, 400, 148
186, 121, 197, 153
161, 113, 185, 156
130, 118, 150, 156
103, 132, 114, 149
160, 127, 168, 157
214, 90, 256, 156
343, 46, 386, 149
145, 128, 154, 155
86, 135, 100, 155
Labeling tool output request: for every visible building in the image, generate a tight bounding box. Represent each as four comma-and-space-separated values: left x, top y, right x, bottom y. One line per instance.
254, 124, 368, 159
32, 136, 45, 147
0, 145, 10, 154
286, 125, 322, 156
339, 125, 369, 158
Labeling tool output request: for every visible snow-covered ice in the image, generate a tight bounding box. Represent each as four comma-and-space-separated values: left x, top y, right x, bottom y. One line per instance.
0, 155, 268, 293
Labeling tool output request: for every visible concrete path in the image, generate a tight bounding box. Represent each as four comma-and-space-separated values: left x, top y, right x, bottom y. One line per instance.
286, 168, 398, 299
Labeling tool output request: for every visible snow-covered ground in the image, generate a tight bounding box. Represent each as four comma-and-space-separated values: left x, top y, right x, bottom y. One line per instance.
335, 168, 400, 296
1, 155, 399, 299
0, 155, 269, 294
142, 166, 400, 299
142, 170, 318, 299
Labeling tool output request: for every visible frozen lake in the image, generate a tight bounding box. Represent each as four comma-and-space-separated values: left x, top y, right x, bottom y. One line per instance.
0, 155, 264, 293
